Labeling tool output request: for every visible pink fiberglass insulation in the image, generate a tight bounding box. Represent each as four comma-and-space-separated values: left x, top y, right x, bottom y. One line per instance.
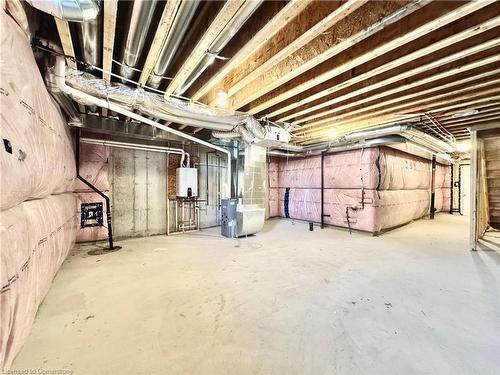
0, 12, 75, 211
274, 147, 435, 191
73, 144, 110, 243
273, 188, 447, 233
73, 144, 110, 193
0, 193, 77, 368
268, 146, 452, 233
0, 12, 80, 370
76, 192, 108, 242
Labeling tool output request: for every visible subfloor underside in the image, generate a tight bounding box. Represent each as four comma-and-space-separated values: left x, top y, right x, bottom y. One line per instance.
12, 214, 500, 375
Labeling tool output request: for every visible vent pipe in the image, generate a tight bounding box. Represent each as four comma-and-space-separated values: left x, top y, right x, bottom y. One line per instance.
119, 0, 160, 81
173, 0, 262, 95
77, 12, 102, 72
147, 0, 200, 89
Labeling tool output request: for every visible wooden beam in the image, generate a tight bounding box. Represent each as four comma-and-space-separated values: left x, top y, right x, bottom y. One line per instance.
293, 58, 500, 126
295, 96, 500, 145
212, 0, 368, 106
101, 0, 118, 117
190, 0, 312, 102
442, 113, 500, 128
164, 0, 247, 97
229, 0, 431, 110
426, 103, 500, 122
246, 0, 495, 115
138, 0, 181, 86
276, 32, 500, 122
303, 79, 500, 134
55, 19, 85, 113
302, 88, 500, 141
431, 108, 500, 123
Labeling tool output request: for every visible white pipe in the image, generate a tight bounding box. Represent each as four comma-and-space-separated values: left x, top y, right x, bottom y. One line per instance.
80, 138, 189, 167
55, 56, 231, 198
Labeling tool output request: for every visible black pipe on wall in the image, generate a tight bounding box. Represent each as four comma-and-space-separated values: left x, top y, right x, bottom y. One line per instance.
75, 129, 115, 250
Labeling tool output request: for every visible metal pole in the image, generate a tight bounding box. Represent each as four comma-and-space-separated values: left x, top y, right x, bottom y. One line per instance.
430, 154, 436, 220
321, 151, 325, 228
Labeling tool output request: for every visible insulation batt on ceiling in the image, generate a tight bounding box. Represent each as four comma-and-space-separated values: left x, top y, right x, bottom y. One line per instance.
268, 146, 451, 233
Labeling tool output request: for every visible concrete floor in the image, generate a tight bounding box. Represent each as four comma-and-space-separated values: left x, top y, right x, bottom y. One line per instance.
13, 214, 500, 375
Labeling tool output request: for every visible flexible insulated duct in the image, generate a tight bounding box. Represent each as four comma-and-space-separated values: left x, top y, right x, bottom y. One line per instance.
61, 65, 267, 139
276, 125, 454, 156
26, 0, 100, 22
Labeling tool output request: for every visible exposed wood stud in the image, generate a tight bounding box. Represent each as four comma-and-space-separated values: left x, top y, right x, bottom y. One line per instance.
295, 64, 500, 128
277, 32, 500, 122
299, 94, 500, 143
220, 0, 368, 107
303, 80, 500, 135
101, 0, 118, 117
55, 18, 85, 113
164, 0, 247, 97
230, 0, 433, 110
191, 0, 313, 102
248, 1, 496, 115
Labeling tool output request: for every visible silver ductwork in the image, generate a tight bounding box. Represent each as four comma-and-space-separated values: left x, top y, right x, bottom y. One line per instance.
173, 0, 262, 95
341, 124, 455, 154
26, 0, 100, 22
147, 0, 200, 89
270, 125, 454, 157
77, 12, 102, 71
120, 0, 159, 81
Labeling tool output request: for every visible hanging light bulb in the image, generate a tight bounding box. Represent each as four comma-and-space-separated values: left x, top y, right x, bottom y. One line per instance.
216, 90, 229, 109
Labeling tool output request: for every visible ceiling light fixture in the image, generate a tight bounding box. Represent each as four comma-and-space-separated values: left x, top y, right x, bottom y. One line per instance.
328, 129, 338, 139
216, 90, 229, 109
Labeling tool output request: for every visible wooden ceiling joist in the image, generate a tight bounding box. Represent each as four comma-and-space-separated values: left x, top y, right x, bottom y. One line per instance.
303, 79, 500, 135
302, 86, 500, 141
214, 0, 369, 107
138, 0, 182, 86
101, 0, 118, 117
275, 30, 500, 122
190, 0, 313, 102
295, 96, 500, 146
164, 0, 247, 97
291, 45, 500, 125
55, 19, 85, 113
293, 56, 500, 126
438, 113, 500, 128
230, 0, 433, 110
423, 104, 500, 123
247, 0, 495, 115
